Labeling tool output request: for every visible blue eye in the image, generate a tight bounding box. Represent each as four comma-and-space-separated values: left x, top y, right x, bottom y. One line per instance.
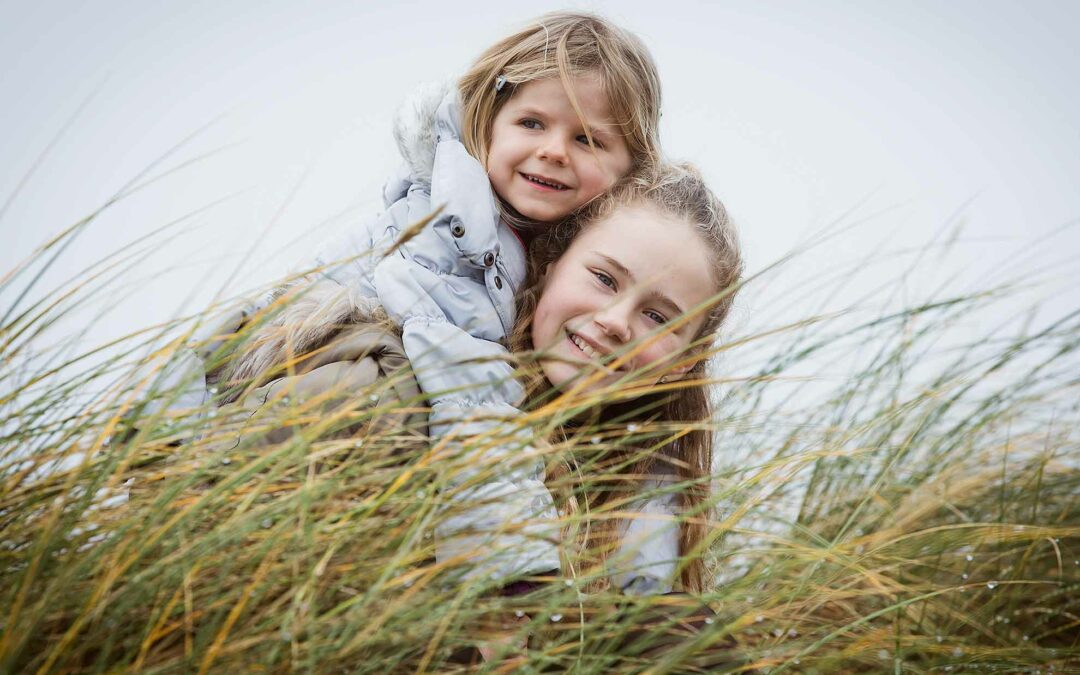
644, 310, 667, 324
593, 270, 616, 289
520, 119, 541, 130
577, 134, 604, 150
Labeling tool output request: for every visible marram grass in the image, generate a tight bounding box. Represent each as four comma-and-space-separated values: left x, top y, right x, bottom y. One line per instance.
1, 219, 1077, 673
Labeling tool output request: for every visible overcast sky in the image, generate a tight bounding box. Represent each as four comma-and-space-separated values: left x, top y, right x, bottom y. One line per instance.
1, 0, 1077, 348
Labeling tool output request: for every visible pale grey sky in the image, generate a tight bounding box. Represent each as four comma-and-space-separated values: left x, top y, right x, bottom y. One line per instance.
1, 0, 1077, 345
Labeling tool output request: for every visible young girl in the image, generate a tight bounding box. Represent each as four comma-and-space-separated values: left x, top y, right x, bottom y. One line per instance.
183, 12, 664, 587
513, 162, 742, 595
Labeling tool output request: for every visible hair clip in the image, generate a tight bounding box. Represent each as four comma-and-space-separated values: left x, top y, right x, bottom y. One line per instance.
495, 74, 508, 92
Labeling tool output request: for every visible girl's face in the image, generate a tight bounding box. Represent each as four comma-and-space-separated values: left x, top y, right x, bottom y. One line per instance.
532, 203, 717, 392
486, 73, 632, 225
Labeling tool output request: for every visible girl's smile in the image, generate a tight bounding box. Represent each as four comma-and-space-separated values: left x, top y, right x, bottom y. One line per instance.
486, 75, 632, 225
567, 330, 610, 360
520, 172, 570, 191
532, 203, 717, 392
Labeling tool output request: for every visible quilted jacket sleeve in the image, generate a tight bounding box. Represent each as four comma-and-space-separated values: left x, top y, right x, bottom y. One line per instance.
332, 86, 563, 585
609, 480, 684, 595
372, 252, 562, 584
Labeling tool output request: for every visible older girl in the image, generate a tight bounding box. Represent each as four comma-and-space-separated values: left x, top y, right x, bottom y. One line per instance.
513, 162, 742, 594
457, 163, 740, 665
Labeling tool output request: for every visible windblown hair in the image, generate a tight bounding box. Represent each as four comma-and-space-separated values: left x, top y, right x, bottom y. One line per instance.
511, 163, 742, 593
459, 11, 662, 178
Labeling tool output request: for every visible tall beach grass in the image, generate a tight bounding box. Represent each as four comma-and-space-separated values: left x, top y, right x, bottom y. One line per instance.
1, 202, 1077, 673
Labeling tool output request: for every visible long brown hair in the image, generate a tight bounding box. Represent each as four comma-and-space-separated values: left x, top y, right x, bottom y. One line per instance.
458, 11, 663, 180
511, 164, 742, 592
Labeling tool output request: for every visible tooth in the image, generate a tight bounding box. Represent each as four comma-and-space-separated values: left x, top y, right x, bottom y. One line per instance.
571, 334, 601, 360
529, 175, 563, 189
572, 334, 590, 357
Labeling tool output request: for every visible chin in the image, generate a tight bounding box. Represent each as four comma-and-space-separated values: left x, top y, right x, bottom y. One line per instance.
540, 365, 574, 390
540, 361, 586, 391
517, 208, 561, 225
512, 198, 569, 223
545, 366, 618, 395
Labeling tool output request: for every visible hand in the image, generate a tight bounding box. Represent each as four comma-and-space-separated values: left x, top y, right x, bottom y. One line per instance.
477, 613, 530, 665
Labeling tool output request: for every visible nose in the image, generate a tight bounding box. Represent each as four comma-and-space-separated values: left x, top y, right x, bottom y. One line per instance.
594, 301, 632, 343
536, 134, 568, 166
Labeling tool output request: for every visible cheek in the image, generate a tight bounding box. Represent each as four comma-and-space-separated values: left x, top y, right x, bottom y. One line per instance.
579, 158, 628, 202
575, 161, 610, 193
486, 143, 505, 172
531, 299, 556, 347
487, 130, 515, 169
639, 335, 690, 367
533, 286, 582, 348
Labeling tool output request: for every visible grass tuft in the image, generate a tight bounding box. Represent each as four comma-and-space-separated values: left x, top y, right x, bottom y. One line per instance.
1, 214, 1077, 673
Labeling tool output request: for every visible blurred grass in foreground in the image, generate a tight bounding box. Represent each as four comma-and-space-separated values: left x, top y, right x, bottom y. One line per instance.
1, 210, 1077, 674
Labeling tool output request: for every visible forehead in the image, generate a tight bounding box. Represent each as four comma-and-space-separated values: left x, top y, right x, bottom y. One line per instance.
568, 204, 717, 316
505, 74, 616, 124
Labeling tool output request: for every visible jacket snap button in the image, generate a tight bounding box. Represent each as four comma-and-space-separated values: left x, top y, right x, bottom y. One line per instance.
483, 252, 495, 267
451, 223, 465, 238
494, 275, 503, 289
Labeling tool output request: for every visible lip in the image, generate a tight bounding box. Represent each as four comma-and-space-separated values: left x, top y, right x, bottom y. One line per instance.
565, 330, 610, 358
564, 330, 633, 375
519, 172, 571, 192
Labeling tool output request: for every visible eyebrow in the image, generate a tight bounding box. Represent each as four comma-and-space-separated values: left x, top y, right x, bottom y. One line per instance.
514, 106, 546, 118
594, 252, 687, 317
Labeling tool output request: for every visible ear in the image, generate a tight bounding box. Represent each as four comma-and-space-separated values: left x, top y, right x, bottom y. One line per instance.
658, 346, 705, 383
660, 362, 695, 384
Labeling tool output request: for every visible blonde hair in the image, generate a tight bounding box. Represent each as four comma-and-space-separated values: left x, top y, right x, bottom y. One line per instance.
512, 163, 742, 593
458, 11, 662, 174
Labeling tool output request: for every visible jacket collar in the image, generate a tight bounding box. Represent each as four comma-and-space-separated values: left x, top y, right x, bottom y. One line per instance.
391, 84, 519, 266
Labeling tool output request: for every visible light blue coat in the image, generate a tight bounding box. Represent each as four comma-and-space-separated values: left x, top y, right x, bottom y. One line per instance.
314, 86, 563, 582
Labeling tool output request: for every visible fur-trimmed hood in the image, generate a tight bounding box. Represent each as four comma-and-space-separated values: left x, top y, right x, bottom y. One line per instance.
391, 82, 453, 188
